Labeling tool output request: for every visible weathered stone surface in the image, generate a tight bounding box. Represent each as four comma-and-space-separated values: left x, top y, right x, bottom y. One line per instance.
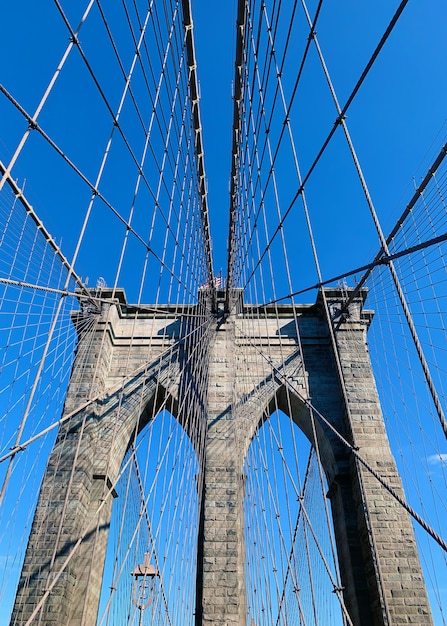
11, 289, 433, 625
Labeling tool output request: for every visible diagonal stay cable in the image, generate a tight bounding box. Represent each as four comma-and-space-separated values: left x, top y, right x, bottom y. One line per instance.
21, 406, 178, 626
225, 0, 246, 310
0, 0, 96, 194
335, 142, 447, 311
234, 0, 410, 298
233, 315, 447, 554
0, 277, 213, 319
300, 0, 447, 442
52, 0, 201, 265
0, 312, 212, 465
22, 303, 212, 626
274, 367, 447, 554
51, 0, 159, 205
0, 85, 199, 301
274, 449, 312, 626
182, 0, 215, 294
130, 450, 173, 626
53, 0, 215, 301
0, 160, 87, 293
227, 0, 322, 298
297, 498, 354, 625
265, 228, 447, 305
228, 0, 324, 290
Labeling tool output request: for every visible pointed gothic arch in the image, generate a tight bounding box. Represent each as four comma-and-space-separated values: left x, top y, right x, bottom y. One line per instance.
11, 290, 434, 626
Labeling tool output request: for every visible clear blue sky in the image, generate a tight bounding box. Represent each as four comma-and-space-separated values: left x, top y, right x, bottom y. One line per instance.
192, 0, 447, 290
0, 1, 446, 295
0, 1, 447, 624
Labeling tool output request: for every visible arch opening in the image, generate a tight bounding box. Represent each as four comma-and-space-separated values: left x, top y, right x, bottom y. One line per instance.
97, 407, 202, 626
243, 408, 345, 626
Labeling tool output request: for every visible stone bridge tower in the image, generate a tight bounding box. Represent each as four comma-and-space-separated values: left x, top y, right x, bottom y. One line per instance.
11, 288, 433, 625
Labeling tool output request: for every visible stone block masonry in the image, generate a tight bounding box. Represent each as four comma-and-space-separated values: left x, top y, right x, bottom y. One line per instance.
11, 288, 433, 625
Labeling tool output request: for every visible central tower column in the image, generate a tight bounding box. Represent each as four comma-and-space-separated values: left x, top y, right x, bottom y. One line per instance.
196, 311, 246, 625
